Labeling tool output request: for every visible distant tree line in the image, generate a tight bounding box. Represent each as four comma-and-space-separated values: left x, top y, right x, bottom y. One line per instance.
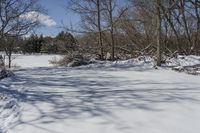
20, 31, 77, 54
0, 31, 77, 55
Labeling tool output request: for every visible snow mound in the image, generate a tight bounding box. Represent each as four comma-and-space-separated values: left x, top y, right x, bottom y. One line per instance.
166, 55, 200, 67
76, 56, 155, 70
165, 55, 200, 75
74, 55, 200, 74
0, 95, 19, 133
0, 69, 14, 80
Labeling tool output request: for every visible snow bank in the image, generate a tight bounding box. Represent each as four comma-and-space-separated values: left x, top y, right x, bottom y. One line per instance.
69, 55, 200, 70
78, 56, 155, 70
165, 55, 200, 67
164, 55, 200, 75
0, 70, 14, 80
0, 95, 19, 133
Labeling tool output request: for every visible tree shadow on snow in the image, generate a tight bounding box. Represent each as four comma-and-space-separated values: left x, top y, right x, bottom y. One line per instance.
0, 67, 200, 132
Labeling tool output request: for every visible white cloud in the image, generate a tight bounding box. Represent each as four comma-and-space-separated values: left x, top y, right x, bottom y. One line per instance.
20, 11, 57, 27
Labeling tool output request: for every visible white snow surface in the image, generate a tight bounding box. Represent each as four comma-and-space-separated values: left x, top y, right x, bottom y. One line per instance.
5, 54, 62, 69
0, 94, 19, 133
0, 55, 200, 133
165, 55, 200, 67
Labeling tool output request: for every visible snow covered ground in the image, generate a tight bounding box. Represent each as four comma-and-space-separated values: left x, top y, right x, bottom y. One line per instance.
5, 54, 62, 68
0, 55, 200, 133
166, 55, 200, 67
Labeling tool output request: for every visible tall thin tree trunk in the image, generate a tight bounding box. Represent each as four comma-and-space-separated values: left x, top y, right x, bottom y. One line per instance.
109, 0, 115, 61
8, 45, 12, 69
180, 0, 191, 54
8, 54, 11, 68
156, 0, 162, 66
97, 0, 104, 60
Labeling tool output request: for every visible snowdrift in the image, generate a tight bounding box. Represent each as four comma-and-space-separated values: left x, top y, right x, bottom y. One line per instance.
165, 55, 200, 67
0, 95, 19, 133
165, 55, 200, 75
0, 69, 14, 80
78, 56, 155, 70
67, 55, 200, 75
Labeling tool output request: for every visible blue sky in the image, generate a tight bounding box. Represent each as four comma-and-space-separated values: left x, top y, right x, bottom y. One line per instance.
35, 0, 80, 36
35, 0, 127, 37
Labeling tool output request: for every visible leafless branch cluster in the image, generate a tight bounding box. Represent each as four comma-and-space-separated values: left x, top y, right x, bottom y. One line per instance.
0, 0, 43, 68
67, 0, 200, 65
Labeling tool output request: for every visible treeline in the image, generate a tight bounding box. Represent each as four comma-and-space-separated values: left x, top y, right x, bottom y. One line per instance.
0, 31, 77, 54
20, 31, 77, 54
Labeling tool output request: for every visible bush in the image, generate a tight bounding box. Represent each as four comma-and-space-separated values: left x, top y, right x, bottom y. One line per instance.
0, 69, 14, 80
50, 53, 94, 67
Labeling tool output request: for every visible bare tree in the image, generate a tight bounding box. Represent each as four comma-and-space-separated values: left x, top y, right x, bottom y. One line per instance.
68, 0, 104, 59
102, 0, 128, 60
102, 0, 115, 60
4, 35, 21, 68
0, 0, 42, 68
97, 0, 104, 59
118, 0, 156, 57
161, 0, 200, 54
188, 0, 200, 53
67, 0, 200, 61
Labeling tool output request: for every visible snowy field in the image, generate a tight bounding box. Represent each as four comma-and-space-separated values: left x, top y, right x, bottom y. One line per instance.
5, 54, 62, 68
1, 55, 200, 133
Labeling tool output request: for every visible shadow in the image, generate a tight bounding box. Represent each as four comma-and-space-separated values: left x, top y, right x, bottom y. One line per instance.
1, 66, 200, 132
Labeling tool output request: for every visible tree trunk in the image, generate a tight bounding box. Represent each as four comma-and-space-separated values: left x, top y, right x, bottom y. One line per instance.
97, 0, 104, 60
156, 0, 162, 66
108, 0, 115, 61
8, 47, 12, 68
8, 55, 11, 68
